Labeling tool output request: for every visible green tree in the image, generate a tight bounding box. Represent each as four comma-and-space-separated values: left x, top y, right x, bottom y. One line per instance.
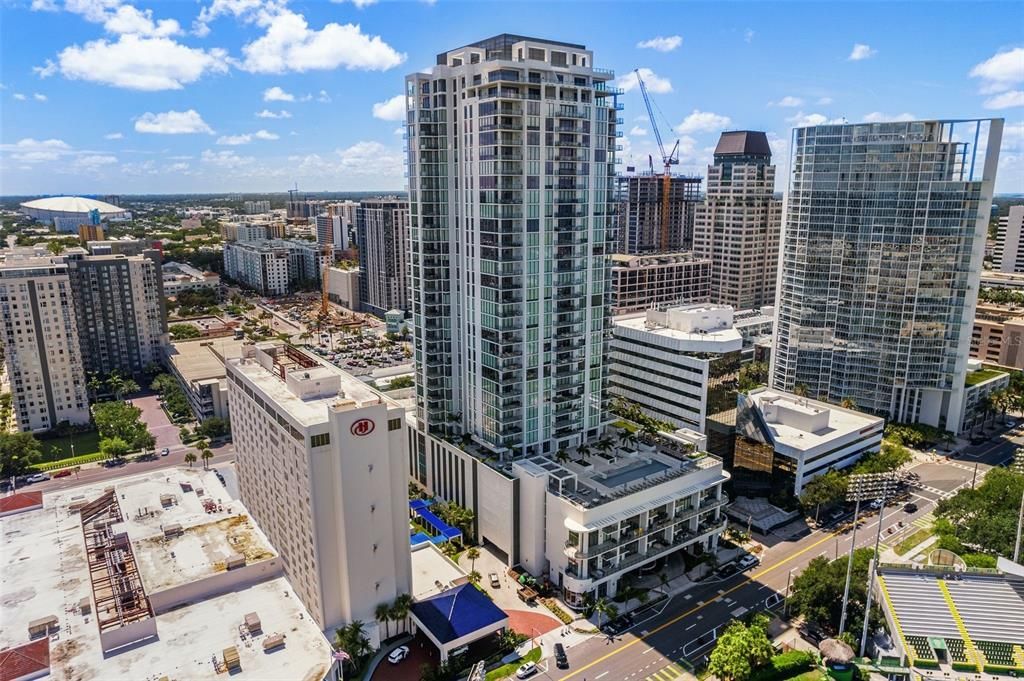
789, 548, 878, 635
184, 451, 197, 467
555, 448, 569, 464
201, 448, 214, 470
46, 240, 65, 256
935, 467, 1024, 558
92, 400, 149, 443
466, 546, 480, 572
87, 372, 105, 402
333, 621, 372, 675
391, 593, 414, 634
467, 570, 482, 585
169, 323, 202, 340
840, 396, 857, 410
594, 596, 618, 630
375, 602, 392, 640
851, 442, 911, 475
434, 500, 475, 540
196, 416, 230, 439
594, 437, 614, 456
793, 383, 810, 398
799, 469, 849, 523
737, 361, 769, 392
100, 436, 131, 461
0, 432, 43, 477
707, 614, 775, 681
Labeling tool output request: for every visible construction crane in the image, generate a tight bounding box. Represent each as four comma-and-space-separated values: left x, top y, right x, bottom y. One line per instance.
635, 68, 680, 251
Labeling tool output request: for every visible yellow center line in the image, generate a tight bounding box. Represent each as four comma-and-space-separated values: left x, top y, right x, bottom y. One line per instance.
558, 528, 847, 681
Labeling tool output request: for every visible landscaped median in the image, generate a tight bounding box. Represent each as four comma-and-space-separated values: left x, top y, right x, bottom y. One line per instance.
484, 647, 541, 681
34, 452, 106, 472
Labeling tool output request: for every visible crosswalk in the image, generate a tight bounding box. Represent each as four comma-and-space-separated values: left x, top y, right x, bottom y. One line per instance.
913, 512, 936, 530
913, 484, 957, 500
645, 662, 688, 681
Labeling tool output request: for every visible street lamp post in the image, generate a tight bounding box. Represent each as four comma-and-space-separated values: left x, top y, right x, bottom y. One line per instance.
859, 473, 898, 657
839, 472, 897, 637
1013, 450, 1024, 563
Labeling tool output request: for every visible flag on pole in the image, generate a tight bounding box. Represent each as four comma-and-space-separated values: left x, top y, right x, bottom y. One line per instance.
333, 650, 350, 662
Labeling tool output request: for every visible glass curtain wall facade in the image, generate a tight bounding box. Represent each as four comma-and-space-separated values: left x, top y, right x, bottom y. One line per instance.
406, 35, 620, 458
771, 119, 1003, 433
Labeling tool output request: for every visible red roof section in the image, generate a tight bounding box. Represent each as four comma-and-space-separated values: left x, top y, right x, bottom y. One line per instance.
0, 638, 50, 681
0, 492, 43, 515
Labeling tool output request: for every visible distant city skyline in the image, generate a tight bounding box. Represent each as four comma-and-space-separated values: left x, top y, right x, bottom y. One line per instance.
0, 1, 1021, 195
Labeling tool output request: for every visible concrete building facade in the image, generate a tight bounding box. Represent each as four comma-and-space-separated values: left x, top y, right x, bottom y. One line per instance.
971, 303, 1024, 369
356, 198, 409, 317
694, 131, 782, 310
226, 343, 411, 637
223, 239, 334, 296
771, 119, 1003, 434
0, 255, 90, 431
406, 34, 619, 456
994, 205, 1024, 273
609, 252, 711, 315
616, 174, 702, 253
326, 266, 361, 311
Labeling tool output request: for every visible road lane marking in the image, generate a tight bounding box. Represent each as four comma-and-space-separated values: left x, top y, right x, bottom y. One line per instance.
556, 526, 851, 681
642, 647, 654, 654
594, 673, 608, 680
685, 623, 696, 630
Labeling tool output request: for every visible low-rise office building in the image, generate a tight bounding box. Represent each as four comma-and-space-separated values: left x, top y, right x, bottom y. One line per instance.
327, 266, 361, 311
162, 261, 221, 297
961, 360, 1011, 435
226, 343, 411, 639
971, 303, 1024, 369
610, 252, 711, 315
164, 337, 249, 421
735, 387, 884, 497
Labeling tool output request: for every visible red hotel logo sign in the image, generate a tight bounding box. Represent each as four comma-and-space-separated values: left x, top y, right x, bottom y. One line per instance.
351, 419, 375, 437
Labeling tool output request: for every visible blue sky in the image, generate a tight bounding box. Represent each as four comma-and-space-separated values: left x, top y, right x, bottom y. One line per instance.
1, 0, 1022, 195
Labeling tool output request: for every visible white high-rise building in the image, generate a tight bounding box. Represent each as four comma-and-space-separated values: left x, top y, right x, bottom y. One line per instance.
0, 254, 90, 431
994, 205, 1024, 273
226, 343, 411, 638
407, 34, 620, 457
771, 119, 1003, 433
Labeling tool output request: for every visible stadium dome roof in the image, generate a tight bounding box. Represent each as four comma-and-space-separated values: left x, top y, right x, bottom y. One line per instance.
19, 196, 125, 215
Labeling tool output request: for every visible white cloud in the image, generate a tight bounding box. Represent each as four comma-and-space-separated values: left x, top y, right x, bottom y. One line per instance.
970, 48, 1024, 94
263, 86, 294, 101
318, 89, 331, 102
816, 96, 834, 105
74, 154, 118, 169
33, 92, 48, 101
13, 93, 27, 101
984, 90, 1024, 110
104, 132, 123, 139
848, 43, 876, 61
256, 109, 291, 118
636, 35, 682, 52
103, 5, 181, 37
617, 68, 672, 94
629, 125, 648, 136
254, 129, 278, 140
217, 133, 253, 145
167, 161, 191, 172
4, 137, 72, 163
201, 149, 255, 168
42, 34, 227, 90
135, 109, 214, 134
786, 111, 846, 127
372, 94, 405, 120
239, 9, 406, 74
676, 110, 731, 134
771, 96, 804, 107
743, 28, 755, 43
30, 0, 58, 10
393, 126, 404, 136
862, 112, 916, 123
330, 0, 378, 7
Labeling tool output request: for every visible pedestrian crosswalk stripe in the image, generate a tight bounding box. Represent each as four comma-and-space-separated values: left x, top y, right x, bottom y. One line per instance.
648, 665, 681, 680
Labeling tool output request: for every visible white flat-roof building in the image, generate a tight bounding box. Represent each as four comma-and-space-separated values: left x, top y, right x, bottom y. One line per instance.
994, 205, 1024, 274
164, 337, 249, 420
163, 261, 221, 297
0, 467, 335, 681
610, 305, 743, 434
226, 343, 411, 640
514, 431, 729, 608
735, 387, 884, 496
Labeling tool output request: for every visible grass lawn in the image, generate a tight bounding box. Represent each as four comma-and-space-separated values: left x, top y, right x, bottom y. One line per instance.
485, 647, 541, 681
965, 368, 1006, 386
895, 527, 934, 556
37, 430, 101, 462
787, 671, 827, 681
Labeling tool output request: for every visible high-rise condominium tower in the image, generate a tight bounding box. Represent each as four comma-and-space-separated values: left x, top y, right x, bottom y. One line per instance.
407, 35, 619, 457
616, 174, 702, 253
771, 119, 1003, 433
693, 131, 782, 310
356, 197, 409, 316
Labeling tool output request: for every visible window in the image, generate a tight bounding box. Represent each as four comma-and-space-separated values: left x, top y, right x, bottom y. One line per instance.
388, 418, 402, 431
310, 432, 330, 448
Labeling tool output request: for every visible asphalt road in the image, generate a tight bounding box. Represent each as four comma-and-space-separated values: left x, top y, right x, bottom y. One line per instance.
547, 452, 999, 681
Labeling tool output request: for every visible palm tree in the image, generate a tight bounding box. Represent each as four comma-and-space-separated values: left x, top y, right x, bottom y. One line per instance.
200, 448, 213, 470
47, 240, 65, 256
840, 396, 857, 410
594, 597, 618, 630
466, 547, 480, 572
120, 378, 140, 399
106, 373, 125, 401
555, 448, 569, 464
300, 331, 313, 345
275, 331, 292, 345
184, 451, 197, 468
468, 570, 482, 585
391, 593, 413, 635
794, 383, 810, 398
87, 372, 104, 402
594, 437, 614, 456
617, 430, 633, 447
375, 602, 392, 640
577, 443, 591, 459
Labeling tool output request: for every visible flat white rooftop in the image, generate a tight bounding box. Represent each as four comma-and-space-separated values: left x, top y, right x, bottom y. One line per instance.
747, 388, 883, 451
614, 305, 743, 351
229, 344, 393, 427
410, 544, 467, 600
0, 468, 332, 681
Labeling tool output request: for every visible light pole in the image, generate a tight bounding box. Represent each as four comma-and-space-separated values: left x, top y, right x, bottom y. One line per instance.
859, 473, 898, 657
1013, 450, 1024, 563
839, 472, 895, 636
783, 566, 798, 618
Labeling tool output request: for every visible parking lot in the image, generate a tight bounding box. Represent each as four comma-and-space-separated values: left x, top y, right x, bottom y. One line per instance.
130, 393, 181, 451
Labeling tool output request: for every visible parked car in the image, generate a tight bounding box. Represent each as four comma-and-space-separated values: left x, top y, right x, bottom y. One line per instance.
53, 469, 73, 478
800, 624, 826, 645
387, 646, 409, 664
717, 563, 739, 578
737, 554, 759, 570
489, 572, 500, 588
904, 502, 918, 514
869, 499, 884, 510
26, 473, 50, 483
554, 643, 569, 669
515, 662, 538, 679
827, 508, 847, 522
161, 447, 170, 456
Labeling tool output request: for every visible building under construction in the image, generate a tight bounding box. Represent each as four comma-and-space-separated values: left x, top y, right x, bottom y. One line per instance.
616, 173, 702, 253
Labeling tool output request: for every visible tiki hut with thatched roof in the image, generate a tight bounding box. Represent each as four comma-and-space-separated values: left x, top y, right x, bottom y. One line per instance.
819, 638, 855, 681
